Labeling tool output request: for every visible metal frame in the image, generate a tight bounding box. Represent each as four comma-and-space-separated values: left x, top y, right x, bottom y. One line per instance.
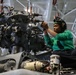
4, 0, 76, 37
15, 0, 52, 22
71, 18, 76, 38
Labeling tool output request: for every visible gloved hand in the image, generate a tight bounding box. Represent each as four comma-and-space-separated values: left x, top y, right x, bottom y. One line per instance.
41, 22, 49, 31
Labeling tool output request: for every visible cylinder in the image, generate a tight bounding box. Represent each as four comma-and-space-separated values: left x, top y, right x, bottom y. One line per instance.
50, 54, 60, 65
21, 61, 44, 71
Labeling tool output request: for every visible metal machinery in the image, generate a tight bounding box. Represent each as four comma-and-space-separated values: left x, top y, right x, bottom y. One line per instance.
0, 0, 76, 75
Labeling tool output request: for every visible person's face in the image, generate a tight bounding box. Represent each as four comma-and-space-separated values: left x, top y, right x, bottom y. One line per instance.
53, 24, 61, 33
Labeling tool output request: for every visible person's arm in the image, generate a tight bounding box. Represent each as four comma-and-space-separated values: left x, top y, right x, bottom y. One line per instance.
47, 28, 57, 37
41, 22, 57, 37
43, 30, 53, 48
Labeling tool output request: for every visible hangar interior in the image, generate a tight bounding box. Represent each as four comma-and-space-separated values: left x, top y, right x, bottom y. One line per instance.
0, 0, 76, 75
9, 0, 76, 44
0, 0, 76, 59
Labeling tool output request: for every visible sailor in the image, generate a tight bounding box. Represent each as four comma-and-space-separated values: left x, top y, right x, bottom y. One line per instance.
41, 16, 75, 56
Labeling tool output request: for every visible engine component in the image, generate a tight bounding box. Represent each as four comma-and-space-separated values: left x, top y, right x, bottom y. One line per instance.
21, 60, 43, 71
21, 60, 49, 72
7, 14, 30, 31
50, 54, 60, 74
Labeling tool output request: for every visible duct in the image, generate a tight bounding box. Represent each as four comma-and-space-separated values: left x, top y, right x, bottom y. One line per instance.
62, 2, 68, 14
44, 0, 52, 22
3, 0, 14, 7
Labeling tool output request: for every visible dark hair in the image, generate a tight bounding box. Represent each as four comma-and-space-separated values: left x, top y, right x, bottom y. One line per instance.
53, 17, 67, 32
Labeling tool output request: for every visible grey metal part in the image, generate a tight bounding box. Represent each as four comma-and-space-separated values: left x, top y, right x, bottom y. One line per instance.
0, 52, 23, 69
0, 69, 51, 75
0, 69, 76, 75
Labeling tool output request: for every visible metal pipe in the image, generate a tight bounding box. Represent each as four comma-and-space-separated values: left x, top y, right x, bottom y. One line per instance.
16, 0, 26, 8
45, 0, 52, 22
71, 18, 76, 30
54, 6, 64, 16
62, 8, 76, 18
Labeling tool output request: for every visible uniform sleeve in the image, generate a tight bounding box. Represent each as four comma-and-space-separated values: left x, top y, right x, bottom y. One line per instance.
44, 34, 53, 48
55, 30, 73, 40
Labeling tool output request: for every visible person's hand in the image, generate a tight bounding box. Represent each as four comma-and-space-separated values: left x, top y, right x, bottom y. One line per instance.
41, 22, 49, 31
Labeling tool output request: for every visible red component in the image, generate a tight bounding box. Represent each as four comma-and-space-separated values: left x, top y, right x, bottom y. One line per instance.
0, 0, 3, 3
52, 0, 57, 5
0, 0, 3, 13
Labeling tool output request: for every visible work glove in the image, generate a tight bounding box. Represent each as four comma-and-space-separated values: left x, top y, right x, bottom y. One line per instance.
41, 22, 49, 31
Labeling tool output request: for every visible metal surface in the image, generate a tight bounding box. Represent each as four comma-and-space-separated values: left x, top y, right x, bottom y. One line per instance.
0, 52, 22, 69
0, 69, 51, 75
0, 69, 76, 75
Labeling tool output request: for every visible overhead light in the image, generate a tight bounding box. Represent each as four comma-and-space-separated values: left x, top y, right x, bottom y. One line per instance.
24, 8, 30, 13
